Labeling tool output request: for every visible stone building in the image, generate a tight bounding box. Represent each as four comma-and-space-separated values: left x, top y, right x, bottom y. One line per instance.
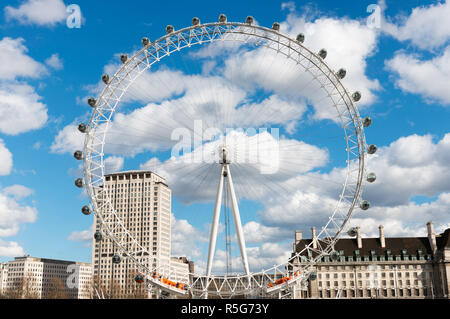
92, 170, 191, 298
292, 222, 450, 299
1, 256, 92, 299
0, 263, 7, 295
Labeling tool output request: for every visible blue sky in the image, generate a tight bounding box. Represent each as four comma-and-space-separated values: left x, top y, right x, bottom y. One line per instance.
0, 0, 449, 274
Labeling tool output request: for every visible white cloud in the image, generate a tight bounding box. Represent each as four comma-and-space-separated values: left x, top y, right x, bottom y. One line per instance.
0, 239, 25, 257
50, 123, 84, 153
171, 214, 208, 260
0, 37, 49, 135
45, 53, 63, 70
243, 221, 288, 244
67, 225, 93, 242
140, 130, 328, 204
281, 11, 381, 108
365, 133, 450, 206
0, 82, 48, 135
382, 0, 450, 51
4, 0, 68, 26
386, 46, 450, 105
104, 156, 124, 174
209, 242, 292, 274
0, 37, 47, 80
349, 192, 450, 238
3, 185, 34, 200
0, 189, 38, 237
0, 139, 13, 175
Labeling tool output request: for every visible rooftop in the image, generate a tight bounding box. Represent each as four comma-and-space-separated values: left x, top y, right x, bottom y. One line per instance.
295, 228, 450, 257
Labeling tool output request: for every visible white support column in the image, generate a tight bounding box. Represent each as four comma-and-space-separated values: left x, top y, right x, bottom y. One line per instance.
206, 165, 225, 279
226, 165, 250, 277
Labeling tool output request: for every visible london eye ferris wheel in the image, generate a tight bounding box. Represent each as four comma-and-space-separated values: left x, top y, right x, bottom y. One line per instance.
74, 14, 377, 298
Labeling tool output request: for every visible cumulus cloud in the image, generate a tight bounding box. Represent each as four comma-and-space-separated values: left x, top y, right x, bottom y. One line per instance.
208, 242, 292, 274
281, 10, 381, 108
104, 156, 124, 174
349, 192, 450, 238
171, 214, 208, 260
0, 83, 48, 135
0, 37, 47, 80
140, 130, 328, 204
50, 123, 84, 153
381, 0, 450, 51
364, 133, 450, 206
2, 185, 34, 200
0, 37, 51, 135
0, 188, 38, 238
4, 0, 68, 26
67, 225, 93, 242
386, 46, 450, 105
0, 139, 13, 175
0, 239, 25, 257
45, 53, 63, 70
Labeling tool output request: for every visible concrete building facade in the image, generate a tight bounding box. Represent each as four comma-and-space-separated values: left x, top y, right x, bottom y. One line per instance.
1, 256, 92, 299
92, 170, 190, 297
0, 263, 7, 295
292, 222, 450, 299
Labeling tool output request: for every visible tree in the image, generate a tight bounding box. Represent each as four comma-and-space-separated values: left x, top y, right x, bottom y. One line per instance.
45, 277, 70, 299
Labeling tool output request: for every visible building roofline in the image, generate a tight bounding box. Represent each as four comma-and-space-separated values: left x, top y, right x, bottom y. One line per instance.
104, 170, 166, 181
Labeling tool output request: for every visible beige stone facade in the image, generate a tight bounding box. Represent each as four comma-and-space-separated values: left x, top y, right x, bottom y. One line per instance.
92, 170, 190, 298
1, 256, 92, 299
292, 222, 450, 299
0, 263, 7, 295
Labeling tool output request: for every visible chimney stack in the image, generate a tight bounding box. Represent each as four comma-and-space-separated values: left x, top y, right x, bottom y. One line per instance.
312, 227, 317, 249
427, 221, 437, 256
293, 230, 303, 251
356, 227, 362, 249
379, 225, 386, 248
295, 230, 303, 244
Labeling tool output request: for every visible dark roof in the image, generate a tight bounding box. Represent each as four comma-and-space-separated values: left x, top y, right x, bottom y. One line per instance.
295, 228, 450, 257
436, 228, 450, 250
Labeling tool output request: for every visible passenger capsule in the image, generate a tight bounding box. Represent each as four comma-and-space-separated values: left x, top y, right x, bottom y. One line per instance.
120, 54, 128, 64
246, 16, 254, 25
347, 227, 358, 237
75, 178, 83, 188
336, 68, 346, 79
219, 14, 227, 23
272, 22, 280, 31
360, 200, 370, 210
330, 250, 340, 261
78, 123, 87, 133
296, 33, 305, 43
87, 97, 96, 107
135, 274, 144, 283
367, 172, 377, 183
74, 150, 83, 160
94, 231, 103, 242
363, 117, 372, 127
309, 272, 317, 280
318, 49, 327, 59
367, 144, 377, 154
166, 25, 174, 34
101, 74, 109, 84
142, 37, 150, 47
81, 205, 91, 215
112, 254, 121, 264
192, 17, 200, 26
352, 91, 362, 102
